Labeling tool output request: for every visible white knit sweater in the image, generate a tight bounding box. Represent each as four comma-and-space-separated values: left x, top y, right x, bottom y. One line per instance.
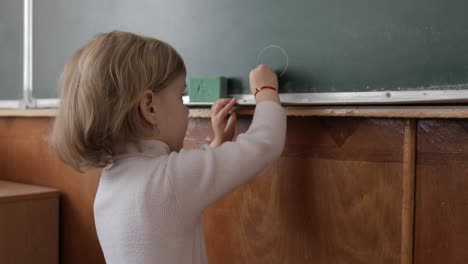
94, 101, 287, 264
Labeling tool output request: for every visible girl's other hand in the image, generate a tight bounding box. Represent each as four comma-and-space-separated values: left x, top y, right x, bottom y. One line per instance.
209, 98, 237, 148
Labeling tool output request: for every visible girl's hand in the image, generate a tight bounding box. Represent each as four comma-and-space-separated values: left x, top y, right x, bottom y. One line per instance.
249, 64, 280, 104
249, 64, 278, 95
210, 98, 237, 148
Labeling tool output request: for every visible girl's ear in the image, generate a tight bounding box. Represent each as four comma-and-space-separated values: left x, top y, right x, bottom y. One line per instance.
139, 90, 158, 126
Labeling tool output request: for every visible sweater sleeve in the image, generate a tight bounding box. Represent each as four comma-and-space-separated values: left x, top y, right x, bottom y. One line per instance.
166, 101, 287, 215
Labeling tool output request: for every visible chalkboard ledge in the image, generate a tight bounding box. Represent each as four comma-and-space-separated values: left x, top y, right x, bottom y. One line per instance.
1, 106, 467, 119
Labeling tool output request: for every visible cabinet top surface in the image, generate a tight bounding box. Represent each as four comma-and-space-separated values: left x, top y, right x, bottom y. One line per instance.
0, 180, 59, 202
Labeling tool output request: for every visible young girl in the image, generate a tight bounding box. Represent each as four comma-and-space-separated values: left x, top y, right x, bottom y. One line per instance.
51, 31, 286, 264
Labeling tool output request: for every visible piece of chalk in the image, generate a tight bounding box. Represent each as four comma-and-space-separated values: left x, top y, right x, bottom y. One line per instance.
189, 76, 228, 103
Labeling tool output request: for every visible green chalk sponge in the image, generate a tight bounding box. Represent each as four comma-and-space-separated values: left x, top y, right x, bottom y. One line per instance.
189, 76, 228, 103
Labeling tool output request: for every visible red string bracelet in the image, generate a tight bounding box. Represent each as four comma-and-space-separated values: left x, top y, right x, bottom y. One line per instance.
254, 86, 277, 97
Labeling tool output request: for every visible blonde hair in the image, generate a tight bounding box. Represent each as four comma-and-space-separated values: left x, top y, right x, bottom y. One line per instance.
50, 31, 186, 172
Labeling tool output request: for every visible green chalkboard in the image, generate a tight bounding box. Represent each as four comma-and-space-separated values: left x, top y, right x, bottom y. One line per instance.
33, 0, 468, 98
0, 0, 23, 100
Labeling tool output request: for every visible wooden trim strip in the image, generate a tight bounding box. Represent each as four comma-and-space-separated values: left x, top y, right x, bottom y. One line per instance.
401, 120, 417, 264
219, 106, 468, 119
1, 105, 467, 118
280, 106, 468, 119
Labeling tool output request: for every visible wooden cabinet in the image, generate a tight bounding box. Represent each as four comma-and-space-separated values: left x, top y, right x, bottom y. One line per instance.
0, 180, 59, 264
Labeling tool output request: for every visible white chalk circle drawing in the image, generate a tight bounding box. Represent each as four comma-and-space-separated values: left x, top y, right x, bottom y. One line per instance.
256, 45, 289, 77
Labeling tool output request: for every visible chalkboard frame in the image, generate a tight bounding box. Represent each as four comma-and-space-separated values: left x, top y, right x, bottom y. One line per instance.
2, 0, 468, 109
0, 0, 27, 108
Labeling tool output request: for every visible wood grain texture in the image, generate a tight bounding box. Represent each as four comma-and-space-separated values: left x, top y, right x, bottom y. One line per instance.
0, 116, 407, 264
0, 197, 59, 264
188, 105, 468, 119
401, 120, 416, 264
0, 181, 59, 264
196, 117, 405, 264
414, 119, 468, 264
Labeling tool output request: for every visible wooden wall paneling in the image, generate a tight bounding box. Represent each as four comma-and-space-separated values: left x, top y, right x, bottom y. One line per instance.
201, 117, 405, 264
414, 119, 468, 264
0, 115, 412, 264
